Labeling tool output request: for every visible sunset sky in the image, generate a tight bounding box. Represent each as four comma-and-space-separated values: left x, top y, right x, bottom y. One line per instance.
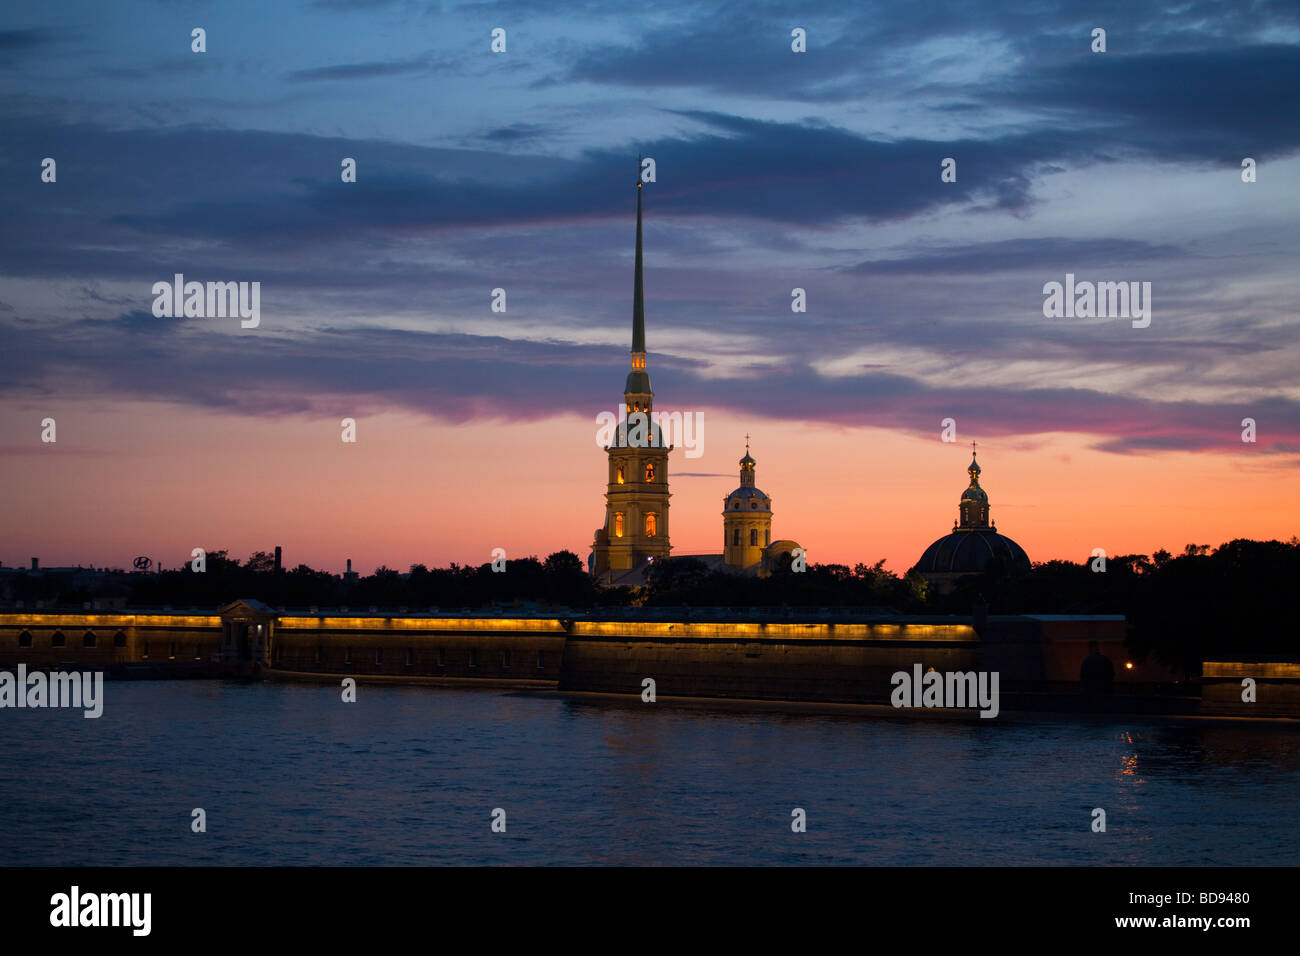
2, 0, 1298, 576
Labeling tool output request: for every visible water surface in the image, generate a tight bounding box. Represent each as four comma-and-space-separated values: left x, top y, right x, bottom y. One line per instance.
2, 681, 1297, 865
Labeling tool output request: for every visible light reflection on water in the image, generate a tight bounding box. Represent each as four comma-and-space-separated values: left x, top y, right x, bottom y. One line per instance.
1, 681, 1297, 865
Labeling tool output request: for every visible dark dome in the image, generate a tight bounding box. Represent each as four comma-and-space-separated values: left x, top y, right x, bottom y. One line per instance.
914, 529, 1030, 575
725, 487, 770, 508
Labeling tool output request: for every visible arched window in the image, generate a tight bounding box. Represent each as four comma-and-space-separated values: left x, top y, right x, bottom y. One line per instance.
614, 512, 625, 537
732, 529, 740, 546
114, 631, 127, 647
18, 631, 32, 647
645, 513, 657, 537
83, 631, 96, 647
616, 465, 625, 484
733, 501, 739, 509
750, 529, 758, 546
645, 462, 655, 482
52, 631, 66, 647
750, 500, 758, 510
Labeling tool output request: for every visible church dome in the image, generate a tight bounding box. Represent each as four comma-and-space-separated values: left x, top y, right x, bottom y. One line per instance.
914, 445, 1031, 579
725, 485, 770, 510
914, 529, 1030, 575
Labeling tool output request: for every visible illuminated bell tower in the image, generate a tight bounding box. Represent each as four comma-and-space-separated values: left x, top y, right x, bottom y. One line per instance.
722, 438, 772, 570
591, 168, 672, 579
956, 443, 993, 530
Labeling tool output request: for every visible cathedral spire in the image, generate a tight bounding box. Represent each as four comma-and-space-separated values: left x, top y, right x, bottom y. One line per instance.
632, 157, 645, 356
624, 160, 653, 416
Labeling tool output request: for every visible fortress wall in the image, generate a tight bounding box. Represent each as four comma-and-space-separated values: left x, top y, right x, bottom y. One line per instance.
1200, 661, 1300, 717
974, 618, 1047, 686
0, 613, 221, 672
560, 620, 980, 704
270, 616, 568, 681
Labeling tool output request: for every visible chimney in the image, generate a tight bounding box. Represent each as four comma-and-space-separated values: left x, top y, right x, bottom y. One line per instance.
274, 546, 282, 573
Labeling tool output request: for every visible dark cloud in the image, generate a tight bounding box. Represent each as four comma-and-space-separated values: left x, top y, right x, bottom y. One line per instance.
844, 238, 1188, 276
481, 123, 552, 143
0, 28, 59, 56
3, 312, 1297, 460
288, 54, 438, 82
999, 44, 1300, 159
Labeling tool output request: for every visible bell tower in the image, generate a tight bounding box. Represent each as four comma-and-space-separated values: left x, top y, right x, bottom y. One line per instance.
722, 437, 772, 570
591, 167, 672, 580
956, 442, 993, 530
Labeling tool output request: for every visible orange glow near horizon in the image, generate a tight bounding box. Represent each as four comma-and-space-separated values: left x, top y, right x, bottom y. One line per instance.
3, 398, 1296, 577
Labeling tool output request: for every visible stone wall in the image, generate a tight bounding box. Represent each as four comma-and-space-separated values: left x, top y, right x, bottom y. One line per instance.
269, 615, 569, 682
559, 619, 980, 704
0, 612, 221, 675
1200, 661, 1300, 717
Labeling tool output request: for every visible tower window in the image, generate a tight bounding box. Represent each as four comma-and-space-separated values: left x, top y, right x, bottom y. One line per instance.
83, 631, 96, 647
114, 631, 127, 647
645, 463, 655, 482
733, 501, 739, 509
616, 465, 625, 484
733, 529, 740, 547
750, 529, 758, 546
750, 500, 758, 510
52, 631, 66, 647
614, 512, 625, 538
18, 631, 31, 647
645, 513, 657, 537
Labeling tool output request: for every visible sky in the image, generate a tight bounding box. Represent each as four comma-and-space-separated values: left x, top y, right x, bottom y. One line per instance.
1, 0, 1298, 575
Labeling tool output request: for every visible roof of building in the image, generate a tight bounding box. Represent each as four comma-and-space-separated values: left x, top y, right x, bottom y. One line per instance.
913, 529, 1031, 575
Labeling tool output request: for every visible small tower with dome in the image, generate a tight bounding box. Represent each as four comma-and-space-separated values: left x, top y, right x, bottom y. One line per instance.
722, 438, 772, 570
